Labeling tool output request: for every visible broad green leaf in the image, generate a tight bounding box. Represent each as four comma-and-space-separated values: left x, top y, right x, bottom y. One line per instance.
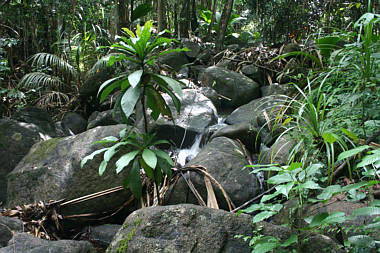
309, 212, 329, 227
261, 191, 280, 203
150, 139, 170, 146
121, 28, 136, 38
275, 182, 294, 198
322, 132, 337, 144
153, 149, 174, 166
300, 181, 321, 190
352, 207, 380, 216
142, 149, 157, 169
154, 164, 163, 185
337, 145, 370, 161
104, 143, 124, 162
146, 87, 171, 120
322, 212, 346, 224
242, 203, 265, 214
341, 128, 358, 142
139, 157, 154, 179
157, 157, 172, 178
92, 136, 119, 146
252, 211, 276, 223
81, 148, 108, 168
131, 3, 152, 22
98, 75, 125, 97
348, 235, 376, 248
252, 242, 279, 253
153, 74, 183, 98
317, 185, 341, 200
128, 70, 143, 88
126, 158, 142, 198
267, 173, 293, 184
121, 85, 141, 118
288, 162, 302, 171
357, 154, 380, 168
116, 150, 139, 174
98, 160, 108, 176
342, 181, 369, 192
281, 234, 298, 247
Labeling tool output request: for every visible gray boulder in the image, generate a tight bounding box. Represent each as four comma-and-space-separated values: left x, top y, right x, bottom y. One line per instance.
0, 233, 95, 253
147, 89, 218, 148
201, 66, 260, 110
183, 41, 201, 59
106, 204, 254, 253
210, 122, 259, 152
261, 134, 293, 165
88, 224, 121, 247
87, 109, 124, 130
0, 216, 23, 247
165, 137, 260, 210
0, 119, 51, 202
6, 125, 135, 215
62, 112, 87, 135
11, 106, 56, 137
260, 84, 293, 97
241, 64, 263, 84
225, 95, 288, 126
158, 51, 189, 71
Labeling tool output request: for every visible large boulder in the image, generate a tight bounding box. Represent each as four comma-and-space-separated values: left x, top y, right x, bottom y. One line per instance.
241, 64, 263, 84
6, 125, 137, 215
87, 224, 121, 247
0, 233, 95, 253
0, 119, 51, 203
210, 122, 259, 152
0, 216, 23, 247
201, 66, 260, 110
61, 112, 87, 135
260, 134, 293, 165
158, 51, 189, 71
106, 204, 254, 253
165, 137, 260, 210
11, 106, 56, 137
87, 109, 124, 130
146, 89, 218, 148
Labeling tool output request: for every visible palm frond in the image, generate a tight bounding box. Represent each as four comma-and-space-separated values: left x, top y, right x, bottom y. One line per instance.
30, 53, 77, 80
86, 53, 129, 78
19, 72, 64, 89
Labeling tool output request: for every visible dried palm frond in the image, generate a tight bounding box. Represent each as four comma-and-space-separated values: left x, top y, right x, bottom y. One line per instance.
37, 90, 70, 108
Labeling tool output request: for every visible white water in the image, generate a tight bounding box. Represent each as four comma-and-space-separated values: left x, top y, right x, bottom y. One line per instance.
176, 134, 203, 166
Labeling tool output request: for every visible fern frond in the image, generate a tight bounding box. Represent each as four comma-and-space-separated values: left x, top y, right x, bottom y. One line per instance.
19, 72, 64, 89
30, 53, 77, 80
86, 53, 128, 78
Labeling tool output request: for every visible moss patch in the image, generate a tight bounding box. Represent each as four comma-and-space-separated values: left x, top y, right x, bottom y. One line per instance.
24, 138, 63, 164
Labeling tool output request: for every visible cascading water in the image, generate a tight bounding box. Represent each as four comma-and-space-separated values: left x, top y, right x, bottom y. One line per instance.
176, 134, 203, 166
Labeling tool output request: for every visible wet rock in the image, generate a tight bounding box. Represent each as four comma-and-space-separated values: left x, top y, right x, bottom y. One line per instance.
106, 204, 253, 253
145, 89, 218, 148
201, 66, 260, 110
62, 112, 87, 135
260, 84, 293, 97
183, 41, 201, 59
241, 64, 263, 83
87, 109, 124, 130
165, 137, 260, 210
0, 233, 95, 253
6, 125, 137, 216
210, 122, 259, 152
158, 51, 189, 71
88, 224, 121, 247
0, 119, 51, 203
261, 134, 293, 165
0, 216, 23, 247
11, 106, 56, 137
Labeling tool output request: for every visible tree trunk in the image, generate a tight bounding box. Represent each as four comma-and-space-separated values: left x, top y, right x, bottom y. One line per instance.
179, 0, 190, 38
216, 0, 234, 50
190, 0, 198, 32
207, 0, 218, 41
118, 0, 129, 29
157, 0, 167, 31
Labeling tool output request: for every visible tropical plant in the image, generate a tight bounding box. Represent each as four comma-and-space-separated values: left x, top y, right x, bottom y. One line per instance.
81, 20, 187, 201
238, 161, 380, 252
265, 83, 356, 184
81, 128, 174, 200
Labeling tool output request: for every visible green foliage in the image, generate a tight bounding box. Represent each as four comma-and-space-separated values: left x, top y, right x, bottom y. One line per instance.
240, 161, 380, 252
98, 21, 187, 132
81, 21, 185, 200
81, 128, 174, 199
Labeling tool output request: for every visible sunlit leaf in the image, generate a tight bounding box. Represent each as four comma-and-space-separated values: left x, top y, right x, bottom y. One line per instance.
142, 149, 157, 169
116, 150, 139, 174
121, 85, 141, 118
